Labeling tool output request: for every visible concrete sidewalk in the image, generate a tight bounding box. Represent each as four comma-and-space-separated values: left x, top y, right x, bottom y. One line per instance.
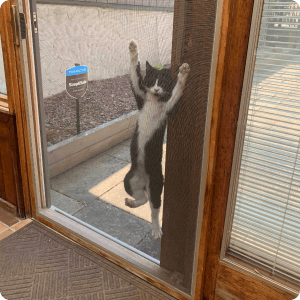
50, 134, 167, 261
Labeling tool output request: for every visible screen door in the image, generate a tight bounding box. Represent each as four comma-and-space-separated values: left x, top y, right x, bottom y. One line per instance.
34, 0, 173, 259
26, 0, 219, 294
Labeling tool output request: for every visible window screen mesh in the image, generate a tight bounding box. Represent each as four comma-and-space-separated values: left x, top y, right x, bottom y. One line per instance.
228, 0, 300, 284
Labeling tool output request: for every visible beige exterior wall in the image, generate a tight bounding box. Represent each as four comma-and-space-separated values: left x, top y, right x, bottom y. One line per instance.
37, 4, 174, 98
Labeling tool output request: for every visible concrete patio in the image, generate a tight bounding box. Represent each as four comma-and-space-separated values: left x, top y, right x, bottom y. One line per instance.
49, 133, 167, 261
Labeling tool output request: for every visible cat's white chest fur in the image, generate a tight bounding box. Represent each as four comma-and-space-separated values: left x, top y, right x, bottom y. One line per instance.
137, 95, 165, 163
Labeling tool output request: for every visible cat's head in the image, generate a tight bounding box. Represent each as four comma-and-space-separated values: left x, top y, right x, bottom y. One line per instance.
143, 61, 175, 102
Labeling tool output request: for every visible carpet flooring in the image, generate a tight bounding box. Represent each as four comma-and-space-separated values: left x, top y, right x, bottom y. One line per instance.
0, 220, 176, 300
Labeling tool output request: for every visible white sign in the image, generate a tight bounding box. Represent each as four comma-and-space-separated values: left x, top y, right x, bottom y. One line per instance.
294, 294, 300, 300
0, 293, 7, 300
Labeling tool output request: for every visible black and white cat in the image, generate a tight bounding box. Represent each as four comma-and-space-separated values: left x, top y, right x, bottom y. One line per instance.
124, 41, 190, 240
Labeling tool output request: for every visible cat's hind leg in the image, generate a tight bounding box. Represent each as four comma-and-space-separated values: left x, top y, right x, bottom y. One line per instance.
149, 201, 162, 240
124, 169, 148, 208
146, 171, 164, 240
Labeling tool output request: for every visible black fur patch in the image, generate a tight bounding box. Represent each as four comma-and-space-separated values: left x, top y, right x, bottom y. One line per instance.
144, 121, 167, 209
131, 62, 146, 111
137, 62, 146, 93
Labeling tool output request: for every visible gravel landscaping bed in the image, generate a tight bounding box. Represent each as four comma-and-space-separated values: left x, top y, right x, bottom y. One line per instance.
45, 73, 137, 147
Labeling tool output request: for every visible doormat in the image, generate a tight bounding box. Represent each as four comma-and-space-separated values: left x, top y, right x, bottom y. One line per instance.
0, 220, 176, 300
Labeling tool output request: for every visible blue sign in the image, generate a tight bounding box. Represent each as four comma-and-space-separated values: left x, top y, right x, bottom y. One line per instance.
66, 65, 88, 98
66, 66, 88, 77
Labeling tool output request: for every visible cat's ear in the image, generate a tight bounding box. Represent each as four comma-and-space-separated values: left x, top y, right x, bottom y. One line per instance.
146, 61, 152, 72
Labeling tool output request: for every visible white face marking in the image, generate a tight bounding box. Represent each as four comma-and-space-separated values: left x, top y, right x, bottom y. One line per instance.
149, 79, 163, 96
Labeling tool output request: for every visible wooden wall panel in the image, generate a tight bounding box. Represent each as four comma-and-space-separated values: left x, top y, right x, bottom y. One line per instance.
0, 111, 25, 217
0, 114, 17, 207
215, 263, 295, 300
0, 150, 6, 200
0, 2, 15, 114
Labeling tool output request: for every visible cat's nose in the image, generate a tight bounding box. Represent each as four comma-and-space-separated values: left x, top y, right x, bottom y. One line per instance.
154, 88, 159, 93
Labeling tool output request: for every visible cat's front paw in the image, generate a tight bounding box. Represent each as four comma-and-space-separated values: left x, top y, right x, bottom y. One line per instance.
179, 63, 190, 75
129, 41, 138, 62
152, 225, 163, 240
178, 63, 190, 86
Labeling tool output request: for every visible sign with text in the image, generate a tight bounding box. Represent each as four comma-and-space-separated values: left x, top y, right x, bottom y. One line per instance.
66, 66, 88, 98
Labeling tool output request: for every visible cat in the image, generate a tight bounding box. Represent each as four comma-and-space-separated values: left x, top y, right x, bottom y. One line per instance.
123, 41, 190, 240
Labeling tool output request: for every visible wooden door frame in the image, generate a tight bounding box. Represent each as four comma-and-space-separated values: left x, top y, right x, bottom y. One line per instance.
5, 0, 294, 298
0, 0, 35, 217
13, 0, 226, 298
195, 0, 299, 299
194, 0, 255, 295
8, 0, 217, 299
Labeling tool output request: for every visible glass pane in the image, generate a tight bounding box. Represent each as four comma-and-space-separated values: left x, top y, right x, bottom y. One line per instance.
0, 35, 7, 95
35, 0, 210, 292
38, 4, 174, 260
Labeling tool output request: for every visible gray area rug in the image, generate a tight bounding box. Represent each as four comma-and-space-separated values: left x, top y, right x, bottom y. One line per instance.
0, 221, 175, 300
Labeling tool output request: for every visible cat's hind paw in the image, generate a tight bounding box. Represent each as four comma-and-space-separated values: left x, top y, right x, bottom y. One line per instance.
152, 226, 163, 240
125, 198, 136, 208
129, 41, 138, 61
179, 63, 190, 76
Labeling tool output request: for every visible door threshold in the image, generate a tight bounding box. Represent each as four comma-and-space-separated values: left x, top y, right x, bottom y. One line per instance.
50, 205, 160, 265
36, 208, 191, 299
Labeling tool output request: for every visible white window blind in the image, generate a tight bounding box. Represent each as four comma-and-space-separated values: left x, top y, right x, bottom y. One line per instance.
228, 0, 300, 284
